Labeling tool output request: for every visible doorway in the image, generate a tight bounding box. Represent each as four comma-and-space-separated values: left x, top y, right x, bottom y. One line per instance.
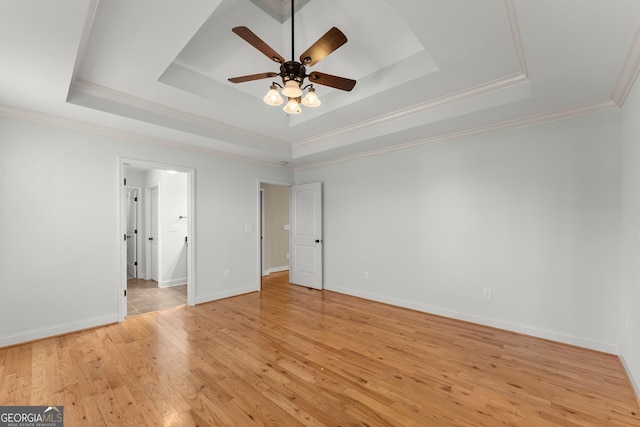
258, 180, 292, 289
120, 159, 194, 320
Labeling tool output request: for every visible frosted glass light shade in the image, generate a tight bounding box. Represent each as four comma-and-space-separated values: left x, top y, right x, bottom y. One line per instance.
281, 80, 302, 98
263, 86, 284, 106
283, 98, 302, 114
301, 87, 321, 107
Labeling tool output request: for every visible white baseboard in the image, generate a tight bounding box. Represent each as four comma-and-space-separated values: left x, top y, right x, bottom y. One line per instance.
270, 266, 289, 273
195, 286, 257, 305
262, 266, 289, 276
324, 283, 619, 355
619, 345, 640, 405
0, 314, 118, 348
158, 277, 187, 288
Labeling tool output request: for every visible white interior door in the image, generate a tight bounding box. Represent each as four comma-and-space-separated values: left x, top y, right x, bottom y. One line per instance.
150, 186, 159, 282
126, 188, 138, 278
290, 182, 323, 289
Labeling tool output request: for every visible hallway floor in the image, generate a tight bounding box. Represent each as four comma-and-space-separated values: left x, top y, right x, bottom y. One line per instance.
126, 279, 186, 316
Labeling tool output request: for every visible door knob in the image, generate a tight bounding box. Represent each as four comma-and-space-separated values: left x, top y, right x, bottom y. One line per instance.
148, 237, 154, 241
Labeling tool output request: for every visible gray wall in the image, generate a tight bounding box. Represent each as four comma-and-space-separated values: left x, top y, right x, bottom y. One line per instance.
1, 82, 638, 399
296, 110, 622, 354
0, 116, 293, 346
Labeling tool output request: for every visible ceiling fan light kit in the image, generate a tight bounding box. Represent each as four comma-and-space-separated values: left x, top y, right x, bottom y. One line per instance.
228, 0, 356, 115
263, 84, 284, 106
283, 97, 303, 115
301, 86, 321, 107
281, 79, 303, 98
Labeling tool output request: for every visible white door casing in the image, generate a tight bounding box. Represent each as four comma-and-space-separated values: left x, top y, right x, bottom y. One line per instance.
120, 159, 196, 322
150, 186, 160, 282
260, 188, 267, 276
290, 182, 323, 290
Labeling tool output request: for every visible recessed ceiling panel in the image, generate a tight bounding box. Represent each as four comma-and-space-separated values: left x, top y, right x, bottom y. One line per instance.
166, 0, 436, 119
249, 0, 312, 23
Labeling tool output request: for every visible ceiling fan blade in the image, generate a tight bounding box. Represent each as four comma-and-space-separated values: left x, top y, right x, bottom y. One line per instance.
228, 72, 279, 84
300, 27, 348, 67
308, 72, 356, 91
232, 26, 285, 64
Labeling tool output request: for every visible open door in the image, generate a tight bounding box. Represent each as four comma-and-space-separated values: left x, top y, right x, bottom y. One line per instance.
126, 188, 138, 279
290, 182, 323, 289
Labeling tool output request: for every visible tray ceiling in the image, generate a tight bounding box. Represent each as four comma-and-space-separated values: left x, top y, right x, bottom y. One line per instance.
1, 0, 639, 167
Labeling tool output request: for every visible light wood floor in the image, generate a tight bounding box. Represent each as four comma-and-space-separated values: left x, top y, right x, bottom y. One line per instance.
0, 272, 638, 426
127, 279, 187, 316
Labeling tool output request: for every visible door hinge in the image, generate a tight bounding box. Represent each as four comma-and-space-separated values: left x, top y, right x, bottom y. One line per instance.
124, 178, 127, 186
134, 229, 137, 234
134, 197, 138, 202
124, 233, 127, 241
134, 261, 137, 266
124, 289, 127, 297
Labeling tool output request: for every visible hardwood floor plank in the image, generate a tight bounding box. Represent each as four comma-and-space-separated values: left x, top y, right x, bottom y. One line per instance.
0, 271, 638, 426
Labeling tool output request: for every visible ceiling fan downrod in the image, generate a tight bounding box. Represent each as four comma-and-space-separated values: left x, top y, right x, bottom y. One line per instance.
281, 0, 306, 86
290, 0, 295, 62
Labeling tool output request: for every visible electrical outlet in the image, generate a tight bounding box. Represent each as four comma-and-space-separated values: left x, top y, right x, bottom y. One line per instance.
363, 271, 375, 280
483, 288, 492, 300
224, 270, 231, 279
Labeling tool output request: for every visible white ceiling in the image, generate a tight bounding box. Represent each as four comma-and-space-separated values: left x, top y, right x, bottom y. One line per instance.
1, 0, 639, 168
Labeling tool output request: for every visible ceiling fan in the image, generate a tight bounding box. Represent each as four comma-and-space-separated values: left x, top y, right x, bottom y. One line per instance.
228, 0, 356, 114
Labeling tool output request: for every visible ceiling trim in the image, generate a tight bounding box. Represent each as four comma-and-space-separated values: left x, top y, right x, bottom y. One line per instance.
0, 104, 288, 169
0, 96, 620, 172
68, 0, 98, 86
69, 79, 290, 150
294, 72, 530, 148
612, 23, 640, 107
295, 98, 619, 171
504, 0, 528, 77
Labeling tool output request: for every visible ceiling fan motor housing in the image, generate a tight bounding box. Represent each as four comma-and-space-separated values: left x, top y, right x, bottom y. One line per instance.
281, 61, 307, 85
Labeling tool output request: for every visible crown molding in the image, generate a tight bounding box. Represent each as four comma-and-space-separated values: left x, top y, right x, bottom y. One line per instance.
70, 79, 290, 150
294, 72, 530, 150
68, 0, 98, 86
0, 104, 288, 169
0, 96, 621, 173
295, 99, 619, 171
504, 0, 528, 77
612, 22, 640, 107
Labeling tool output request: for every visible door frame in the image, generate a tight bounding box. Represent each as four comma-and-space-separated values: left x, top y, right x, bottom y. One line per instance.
256, 178, 293, 290
260, 188, 266, 277
146, 184, 160, 282
118, 158, 196, 321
